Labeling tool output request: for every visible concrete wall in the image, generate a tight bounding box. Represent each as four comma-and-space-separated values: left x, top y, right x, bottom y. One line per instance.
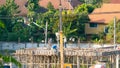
0, 42, 117, 50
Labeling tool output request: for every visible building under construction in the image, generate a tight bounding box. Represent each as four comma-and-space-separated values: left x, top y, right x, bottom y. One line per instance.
14, 46, 120, 68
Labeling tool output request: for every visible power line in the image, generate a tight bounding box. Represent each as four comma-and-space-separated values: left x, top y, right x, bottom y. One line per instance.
1, 11, 120, 20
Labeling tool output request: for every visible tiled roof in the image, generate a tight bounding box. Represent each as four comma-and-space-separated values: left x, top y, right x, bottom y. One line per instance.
110, 0, 120, 3
0, 0, 5, 5
89, 4, 120, 24
39, 0, 82, 10
0, 0, 81, 16
15, 0, 28, 16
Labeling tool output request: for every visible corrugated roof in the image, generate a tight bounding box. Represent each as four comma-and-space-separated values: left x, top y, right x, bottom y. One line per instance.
89, 4, 120, 24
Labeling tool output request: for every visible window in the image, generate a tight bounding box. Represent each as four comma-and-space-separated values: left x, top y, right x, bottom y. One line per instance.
104, 27, 109, 33
89, 23, 97, 28
66, 66, 70, 68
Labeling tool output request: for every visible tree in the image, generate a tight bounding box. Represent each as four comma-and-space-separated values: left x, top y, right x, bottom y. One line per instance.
90, 32, 105, 44
0, 0, 19, 32
52, 9, 90, 42
27, 0, 40, 11
47, 2, 55, 11
105, 19, 120, 43
0, 20, 7, 41
63, 22, 77, 38
27, 0, 40, 22
79, 0, 103, 7
74, 4, 95, 14
0, 20, 5, 29
12, 21, 30, 42
0, 54, 21, 68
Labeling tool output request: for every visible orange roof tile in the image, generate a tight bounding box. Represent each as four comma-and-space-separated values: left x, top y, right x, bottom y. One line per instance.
39, 0, 82, 10
110, 0, 120, 3
15, 0, 28, 16
89, 4, 120, 24
0, 0, 5, 5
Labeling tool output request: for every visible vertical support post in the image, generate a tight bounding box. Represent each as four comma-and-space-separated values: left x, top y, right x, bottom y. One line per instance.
44, 56, 45, 68
26, 55, 27, 68
47, 57, 50, 68
77, 56, 80, 68
59, 0, 62, 31
116, 55, 119, 68
114, 17, 116, 49
59, 0, 64, 68
78, 38, 80, 48
87, 58, 89, 68
45, 21, 48, 47
60, 31, 64, 68
110, 55, 112, 68
112, 55, 114, 68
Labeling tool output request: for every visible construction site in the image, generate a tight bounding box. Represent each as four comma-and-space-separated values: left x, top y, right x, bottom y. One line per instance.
13, 0, 120, 68
14, 46, 120, 68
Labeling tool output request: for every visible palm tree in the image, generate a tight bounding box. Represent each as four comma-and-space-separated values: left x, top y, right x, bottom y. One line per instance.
63, 22, 77, 38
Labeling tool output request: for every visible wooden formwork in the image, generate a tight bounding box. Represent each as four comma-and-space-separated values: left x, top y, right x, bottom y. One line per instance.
14, 47, 120, 68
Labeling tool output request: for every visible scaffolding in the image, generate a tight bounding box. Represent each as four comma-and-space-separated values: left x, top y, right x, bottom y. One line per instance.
14, 47, 120, 68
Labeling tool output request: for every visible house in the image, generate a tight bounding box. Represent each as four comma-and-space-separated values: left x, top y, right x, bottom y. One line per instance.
39, 0, 82, 10
85, 4, 120, 35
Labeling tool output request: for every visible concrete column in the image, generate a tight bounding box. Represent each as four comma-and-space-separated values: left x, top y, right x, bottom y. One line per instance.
77, 56, 80, 68
47, 57, 50, 68
116, 55, 119, 68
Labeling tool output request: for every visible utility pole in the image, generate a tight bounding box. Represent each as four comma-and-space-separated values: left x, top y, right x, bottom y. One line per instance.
45, 21, 48, 47
114, 17, 116, 49
114, 17, 119, 68
59, 0, 64, 68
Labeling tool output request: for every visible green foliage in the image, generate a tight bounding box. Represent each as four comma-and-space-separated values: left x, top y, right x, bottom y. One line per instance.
0, 0, 92, 42
0, 20, 8, 41
27, 0, 40, 11
47, 2, 55, 11
5, 0, 19, 15
52, 10, 90, 40
74, 4, 95, 14
80, 0, 103, 6
27, 0, 40, 22
106, 19, 120, 43
63, 22, 77, 38
0, 0, 19, 32
0, 54, 21, 68
0, 20, 5, 28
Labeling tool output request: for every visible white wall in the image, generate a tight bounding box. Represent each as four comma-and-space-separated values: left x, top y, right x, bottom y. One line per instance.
0, 42, 118, 50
